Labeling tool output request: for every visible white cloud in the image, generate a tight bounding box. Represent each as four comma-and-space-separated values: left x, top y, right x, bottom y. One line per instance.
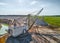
40, 4, 46, 7
18, 0, 25, 4
0, 2, 8, 6
30, 1, 38, 5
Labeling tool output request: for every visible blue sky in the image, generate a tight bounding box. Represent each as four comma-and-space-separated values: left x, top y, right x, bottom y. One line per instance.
0, 0, 60, 15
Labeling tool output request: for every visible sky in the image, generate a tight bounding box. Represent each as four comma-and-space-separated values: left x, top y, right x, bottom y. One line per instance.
0, 0, 60, 15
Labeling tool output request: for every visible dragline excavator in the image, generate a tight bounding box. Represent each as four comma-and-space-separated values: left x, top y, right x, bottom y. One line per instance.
6, 8, 43, 43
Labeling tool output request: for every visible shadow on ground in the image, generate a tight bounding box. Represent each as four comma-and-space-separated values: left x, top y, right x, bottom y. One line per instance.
6, 32, 32, 43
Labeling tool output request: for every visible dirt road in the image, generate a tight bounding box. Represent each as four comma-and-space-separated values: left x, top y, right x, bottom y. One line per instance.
29, 26, 60, 43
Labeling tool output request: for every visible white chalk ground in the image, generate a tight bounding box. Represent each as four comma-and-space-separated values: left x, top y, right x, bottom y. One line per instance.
0, 24, 8, 35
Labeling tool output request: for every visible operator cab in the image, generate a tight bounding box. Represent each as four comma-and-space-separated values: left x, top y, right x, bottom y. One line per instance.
8, 18, 28, 37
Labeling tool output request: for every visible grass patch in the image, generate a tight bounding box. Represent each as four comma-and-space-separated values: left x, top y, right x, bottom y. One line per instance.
44, 16, 60, 27
38, 16, 60, 27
